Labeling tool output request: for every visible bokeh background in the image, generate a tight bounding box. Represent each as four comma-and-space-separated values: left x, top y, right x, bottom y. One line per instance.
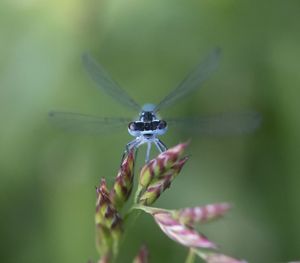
1, 0, 300, 262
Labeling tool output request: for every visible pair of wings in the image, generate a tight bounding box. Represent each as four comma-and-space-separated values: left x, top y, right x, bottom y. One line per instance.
49, 49, 261, 135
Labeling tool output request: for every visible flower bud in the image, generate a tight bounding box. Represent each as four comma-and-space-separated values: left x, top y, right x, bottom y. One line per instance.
139, 143, 187, 189
110, 150, 135, 210
139, 157, 188, 205
95, 179, 123, 256
96, 179, 122, 231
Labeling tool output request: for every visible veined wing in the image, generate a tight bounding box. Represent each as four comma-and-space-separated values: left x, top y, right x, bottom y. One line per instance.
82, 53, 141, 111
167, 112, 262, 136
154, 48, 221, 112
49, 111, 131, 134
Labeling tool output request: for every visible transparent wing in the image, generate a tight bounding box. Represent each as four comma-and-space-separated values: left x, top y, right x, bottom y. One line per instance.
155, 48, 221, 112
49, 111, 131, 134
82, 53, 141, 111
167, 112, 262, 136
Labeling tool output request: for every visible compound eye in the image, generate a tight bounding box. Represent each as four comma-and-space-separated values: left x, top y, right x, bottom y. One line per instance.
128, 122, 137, 131
158, 120, 167, 129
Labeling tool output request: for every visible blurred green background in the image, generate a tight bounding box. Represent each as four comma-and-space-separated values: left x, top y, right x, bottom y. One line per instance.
1, 0, 300, 262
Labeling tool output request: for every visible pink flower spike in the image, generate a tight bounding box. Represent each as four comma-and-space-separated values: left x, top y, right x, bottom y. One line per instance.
202, 253, 248, 263
176, 203, 231, 226
153, 212, 217, 249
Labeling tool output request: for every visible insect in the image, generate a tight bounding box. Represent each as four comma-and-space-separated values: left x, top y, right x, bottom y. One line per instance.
49, 48, 260, 163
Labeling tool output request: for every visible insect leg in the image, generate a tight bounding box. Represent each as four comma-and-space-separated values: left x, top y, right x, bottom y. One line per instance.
145, 142, 152, 163
156, 139, 168, 152
154, 139, 164, 153
121, 138, 139, 165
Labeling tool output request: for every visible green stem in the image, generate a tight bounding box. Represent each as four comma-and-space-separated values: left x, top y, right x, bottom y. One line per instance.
185, 248, 196, 263
131, 204, 170, 214
118, 208, 142, 260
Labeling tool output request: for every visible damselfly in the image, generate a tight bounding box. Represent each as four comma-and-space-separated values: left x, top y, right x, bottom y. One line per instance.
49, 48, 261, 163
